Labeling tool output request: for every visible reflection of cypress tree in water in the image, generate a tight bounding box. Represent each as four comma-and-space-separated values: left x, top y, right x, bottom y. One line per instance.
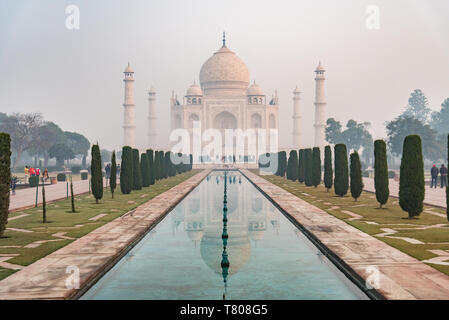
221, 171, 230, 300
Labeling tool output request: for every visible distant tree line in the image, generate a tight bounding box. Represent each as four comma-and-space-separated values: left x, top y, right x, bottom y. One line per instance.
0, 112, 90, 169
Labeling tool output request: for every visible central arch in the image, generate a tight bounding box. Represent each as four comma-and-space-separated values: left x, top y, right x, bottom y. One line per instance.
213, 111, 238, 131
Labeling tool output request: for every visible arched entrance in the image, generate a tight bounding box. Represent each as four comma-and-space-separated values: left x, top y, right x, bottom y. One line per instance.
213, 111, 238, 163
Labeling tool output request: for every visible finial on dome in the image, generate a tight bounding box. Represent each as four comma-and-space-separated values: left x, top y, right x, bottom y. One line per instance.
222, 31, 226, 47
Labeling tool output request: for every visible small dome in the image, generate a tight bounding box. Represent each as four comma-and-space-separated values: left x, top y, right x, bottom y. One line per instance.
247, 81, 264, 96
124, 62, 133, 73
186, 81, 203, 96
148, 86, 156, 94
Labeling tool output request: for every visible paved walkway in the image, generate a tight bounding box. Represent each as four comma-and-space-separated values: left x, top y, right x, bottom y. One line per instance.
244, 170, 449, 300
9, 179, 107, 211
363, 178, 446, 208
0, 170, 210, 300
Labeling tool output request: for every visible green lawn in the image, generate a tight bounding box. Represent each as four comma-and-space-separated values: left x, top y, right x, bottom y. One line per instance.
0, 170, 200, 281
254, 171, 449, 277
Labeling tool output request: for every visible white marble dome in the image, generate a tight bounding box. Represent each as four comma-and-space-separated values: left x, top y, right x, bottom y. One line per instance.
186, 81, 203, 96
199, 46, 250, 95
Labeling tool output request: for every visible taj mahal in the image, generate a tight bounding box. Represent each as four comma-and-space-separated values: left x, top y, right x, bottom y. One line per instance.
122, 34, 327, 162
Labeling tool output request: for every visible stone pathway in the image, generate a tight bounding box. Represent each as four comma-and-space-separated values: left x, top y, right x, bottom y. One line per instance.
363, 178, 446, 208
0, 170, 210, 300
243, 169, 449, 300
9, 178, 106, 212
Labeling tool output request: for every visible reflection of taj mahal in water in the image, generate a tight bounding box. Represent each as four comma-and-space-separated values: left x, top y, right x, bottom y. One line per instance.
170, 171, 280, 276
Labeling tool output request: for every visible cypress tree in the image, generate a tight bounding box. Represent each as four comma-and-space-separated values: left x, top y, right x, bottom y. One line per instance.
120, 146, 133, 194
324, 146, 333, 192
304, 148, 313, 187
110, 151, 117, 198
312, 147, 321, 187
42, 182, 46, 223
334, 144, 349, 197
399, 135, 424, 218
189, 154, 193, 171
287, 150, 299, 181
153, 151, 159, 180
164, 152, 170, 178
279, 151, 287, 177
169, 152, 176, 177
0, 133, 11, 236
350, 151, 363, 201
90, 144, 103, 204
447, 134, 449, 221
298, 149, 305, 183
147, 149, 155, 185
70, 179, 76, 212
132, 149, 142, 190
141, 153, 150, 187
374, 140, 389, 208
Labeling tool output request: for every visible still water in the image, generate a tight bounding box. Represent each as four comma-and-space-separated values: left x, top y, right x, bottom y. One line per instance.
82, 171, 366, 300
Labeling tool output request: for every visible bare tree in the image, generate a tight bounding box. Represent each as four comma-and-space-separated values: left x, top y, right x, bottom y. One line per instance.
0, 112, 43, 168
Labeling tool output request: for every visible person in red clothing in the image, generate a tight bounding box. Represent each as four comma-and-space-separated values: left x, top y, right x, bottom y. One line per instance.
29, 167, 36, 176
36, 168, 40, 176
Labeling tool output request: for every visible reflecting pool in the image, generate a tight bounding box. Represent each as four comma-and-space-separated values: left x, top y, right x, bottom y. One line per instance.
82, 171, 367, 300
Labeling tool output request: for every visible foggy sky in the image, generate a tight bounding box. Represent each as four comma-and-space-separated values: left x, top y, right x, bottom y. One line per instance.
0, 0, 448, 151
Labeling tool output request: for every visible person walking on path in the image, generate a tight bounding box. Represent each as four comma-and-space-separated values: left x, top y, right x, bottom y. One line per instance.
10, 176, 17, 195
431, 164, 439, 188
440, 164, 448, 188
24, 166, 29, 183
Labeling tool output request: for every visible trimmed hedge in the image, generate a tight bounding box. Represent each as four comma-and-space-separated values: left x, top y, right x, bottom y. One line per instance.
334, 144, 349, 197
91, 144, 103, 204
350, 151, 363, 201
312, 147, 321, 187
298, 149, 305, 183
324, 146, 333, 191
57, 173, 66, 182
132, 149, 142, 190
399, 135, 424, 218
110, 151, 117, 198
374, 140, 389, 208
304, 148, 313, 187
120, 146, 133, 194
0, 133, 11, 237
141, 153, 150, 187
287, 150, 298, 181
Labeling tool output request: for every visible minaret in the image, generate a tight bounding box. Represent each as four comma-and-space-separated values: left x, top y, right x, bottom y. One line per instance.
123, 62, 136, 148
314, 61, 326, 150
292, 86, 302, 149
148, 86, 157, 148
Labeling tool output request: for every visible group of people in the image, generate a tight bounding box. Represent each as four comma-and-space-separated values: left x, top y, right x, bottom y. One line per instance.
430, 164, 448, 188
24, 166, 49, 183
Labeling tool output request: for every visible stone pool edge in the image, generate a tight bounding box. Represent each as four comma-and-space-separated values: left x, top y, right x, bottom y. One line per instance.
241, 169, 449, 300
0, 170, 211, 300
